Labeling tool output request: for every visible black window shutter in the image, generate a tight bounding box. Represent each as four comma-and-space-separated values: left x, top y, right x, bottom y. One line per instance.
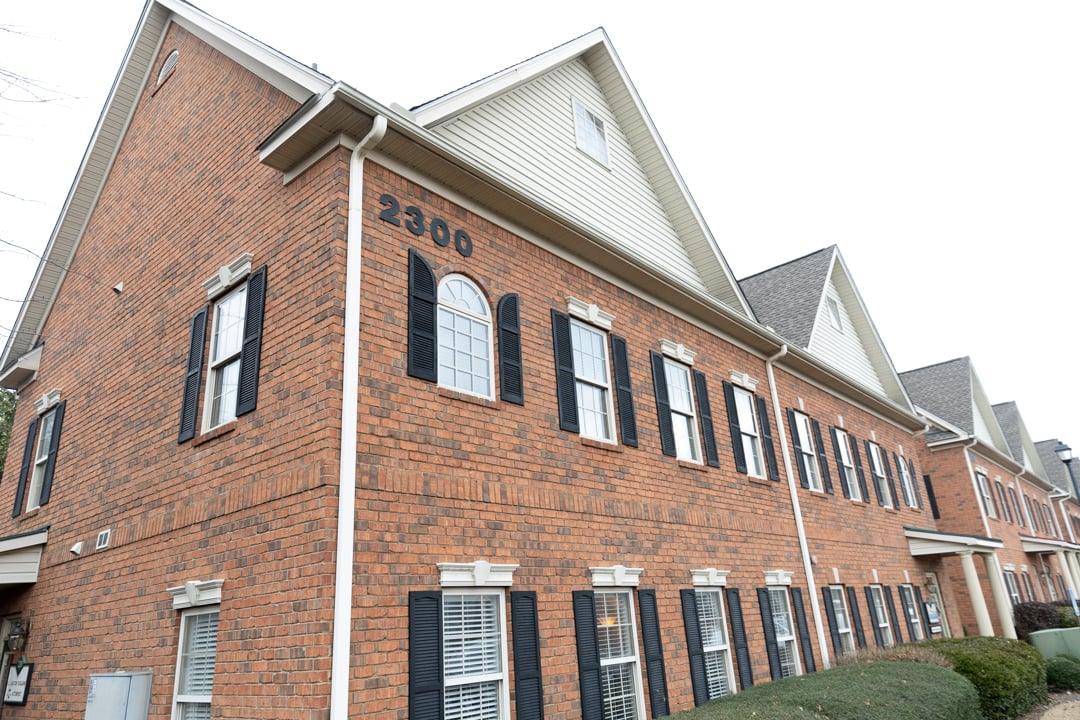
650, 352, 676, 457
850, 434, 870, 502
408, 591, 443, 720
497, 294, 524, 405
846, 586, 867, 649
830, 428, 851, 498
511, 591, 544, 720
865, 587, 884, 648
722, 382, 746, 473
821, 588, 842, 656
925, 478, 940, 519
726, 588, 754, 689
790, 588, 816, 673
637, 589, 670, 717
883, 451, 899, 509
914, 587, 933, 634
550, 310, 579, 433
900, 589, 917, 642
865, 441, 885, 506
787, 410, 809, 489
908, 458, 924, 509
610, 335, 638, 447
756, 396, 780, 480
692, 371, 719, 468
812, 420, 833, 494
12, 417, 38, 518
884, 586, 903, 644
756, 588, 782, 680
680, 590, 708, 706
407, 249, 438, 382
236, 265, 267, 417
573, 590, 604, 720
37, 401, 66, 506
177, 305, 208, 443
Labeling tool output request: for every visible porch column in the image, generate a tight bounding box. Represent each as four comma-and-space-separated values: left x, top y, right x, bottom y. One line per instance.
983, 553, 1017, 639
1067, 553, 1080, 598
959, 551, 994, 637
1056, 551, 1079, 600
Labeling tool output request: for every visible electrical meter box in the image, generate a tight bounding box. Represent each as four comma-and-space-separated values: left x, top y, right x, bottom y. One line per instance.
83, 671, 151, 720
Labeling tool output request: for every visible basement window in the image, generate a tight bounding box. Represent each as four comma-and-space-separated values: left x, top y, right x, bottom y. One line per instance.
573, 98, 610, 167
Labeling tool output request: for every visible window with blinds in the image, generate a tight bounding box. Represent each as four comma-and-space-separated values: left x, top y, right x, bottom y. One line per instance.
870, 586, 894, 647
767, 587, 800, 678
172, 608, 219, 720
899, 585, 925, 641
442, 592, 507, 720
694, 590, 736, 699
595, 590, 644, 720
826, 586, 855, 654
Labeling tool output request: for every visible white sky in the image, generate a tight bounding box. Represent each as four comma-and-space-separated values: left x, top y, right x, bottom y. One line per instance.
1, 2, 1077, 452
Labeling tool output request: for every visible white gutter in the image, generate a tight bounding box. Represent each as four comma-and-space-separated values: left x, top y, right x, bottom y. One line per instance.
1054, 491, 1076, 544
961, 439, 992, 537
331, 113, 387, 720
765, 344, 831, 670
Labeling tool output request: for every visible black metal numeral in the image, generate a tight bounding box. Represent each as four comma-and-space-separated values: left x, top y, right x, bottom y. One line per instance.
454, 229, 473, 257
404, 206, 425, 236
378, 194, 400, 226
430, 218, 450, 247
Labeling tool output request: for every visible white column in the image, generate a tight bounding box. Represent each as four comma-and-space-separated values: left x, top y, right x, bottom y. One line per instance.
959, 551, 994, 637
1056, 551, 1079, 599
1067, 553, 1080, 598
983, 553, 1017, 639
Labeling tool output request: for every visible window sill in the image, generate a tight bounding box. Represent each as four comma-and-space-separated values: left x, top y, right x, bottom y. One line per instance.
677, 459, 708, 473
16, 507, 42, 522
883, 507, 899, 514
581, 437, 623, 452
748, 476, 774, 487
437, 386, 499, 409
193, 421, 237, 447
807, 490, 831, 501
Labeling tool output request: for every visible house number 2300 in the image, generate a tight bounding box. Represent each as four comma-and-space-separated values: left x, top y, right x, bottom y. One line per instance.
377, 194, 473, 257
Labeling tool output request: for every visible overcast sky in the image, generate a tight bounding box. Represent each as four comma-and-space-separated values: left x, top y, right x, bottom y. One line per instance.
1, 2, 1077, 450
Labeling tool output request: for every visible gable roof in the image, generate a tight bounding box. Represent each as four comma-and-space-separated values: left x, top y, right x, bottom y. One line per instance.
411, 28, 753, 318
1035, 440, 1076, 496
738, 246, 913, 409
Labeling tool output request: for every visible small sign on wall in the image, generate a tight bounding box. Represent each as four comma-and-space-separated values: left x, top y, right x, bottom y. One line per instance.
4, 663, 32, 705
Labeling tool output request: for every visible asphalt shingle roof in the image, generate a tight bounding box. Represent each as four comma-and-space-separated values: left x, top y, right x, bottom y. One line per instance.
738, 246, 834, 348
1036, 439, 1075, 496
992, 402, 1025, 463
899, 357, 973, 434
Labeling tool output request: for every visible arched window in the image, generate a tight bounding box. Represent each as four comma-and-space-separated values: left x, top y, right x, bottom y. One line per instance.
437, 275, 493, 398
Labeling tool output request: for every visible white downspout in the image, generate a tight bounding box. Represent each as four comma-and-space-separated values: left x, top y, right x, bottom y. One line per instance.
1055, 492, 1076, 544
962, 440, 991, 537
331, 114, 387, 720
765, 344, 831, 670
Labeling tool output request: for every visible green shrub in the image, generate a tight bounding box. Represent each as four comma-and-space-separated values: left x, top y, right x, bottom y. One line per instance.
832, 644, 953, 669
1014, 602, 1065, 640
671, 661, 981, 720
1047, 655, 1080, 691
1057, 605, 1080, 628
925, 637, 1046, 720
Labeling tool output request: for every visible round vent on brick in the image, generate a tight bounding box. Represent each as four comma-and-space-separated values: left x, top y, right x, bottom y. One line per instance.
157, 49, 179, 86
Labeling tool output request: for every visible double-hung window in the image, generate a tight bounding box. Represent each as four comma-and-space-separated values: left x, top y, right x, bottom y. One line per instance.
975, 472, 996, 519
792, 412, 822, 491
1021, 572, 1036, 602
825, 585, 855, 654
834, 429, 860, 500
1003, 571, 1022, 606
995, 482, 1012, 522
1045, 572, 1058, 601
664, 359, 700, 463
869, 586, 894, 647
1009, 488, 1025, 527
172, 607, 220, 720
595, 590, 646, 720
733, 386, 765, 478
897, 455, 917, 508
437, 275, 494, 399
571, 320, 615, 442
868, 444, 893, 508
694, 590, 737, 699
442, 590, 508, 720
899, 585, 925, 641
573, 98, 610, 166
25, 408, 56, 512
204, 284, 247, 429
767, 587, 801, 678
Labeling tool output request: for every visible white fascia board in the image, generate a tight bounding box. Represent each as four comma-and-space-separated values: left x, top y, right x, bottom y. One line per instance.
905, 528, 1003, 555
0, 528, 49, 555
1020, 536, 1080, 553
0, 346, 42, 390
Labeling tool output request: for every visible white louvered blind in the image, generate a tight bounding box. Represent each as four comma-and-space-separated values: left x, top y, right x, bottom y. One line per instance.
445, 681, 500, 720
695, 590, 734, 699
174, 609, 219, 720
595, 591, 640, 720
768, 588, 799, 678
442, 593, 505, 720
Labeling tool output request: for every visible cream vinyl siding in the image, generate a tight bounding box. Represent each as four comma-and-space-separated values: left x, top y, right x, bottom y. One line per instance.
807, 276, 886, 395
0, 546, 44, 585
432, 58, 708, 295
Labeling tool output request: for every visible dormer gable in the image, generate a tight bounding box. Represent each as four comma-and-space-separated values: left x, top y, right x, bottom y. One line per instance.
412, 29, 752, 317
993, 402, 1048, 478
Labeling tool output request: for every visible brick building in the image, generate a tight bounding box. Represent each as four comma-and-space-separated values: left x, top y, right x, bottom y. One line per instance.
0, 2, 1075, 720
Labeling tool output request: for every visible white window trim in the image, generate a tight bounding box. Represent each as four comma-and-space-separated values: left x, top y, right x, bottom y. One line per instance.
835, 429, 861, 501
764, 570, 793, 586
827, 585, 855, 653
691, 568, 729, 587
437, 274, 496, 401
202, 253, 252, 299
694, 587, 738, 700
899, 584, 924, 641
825, 296, 843, 332
732, 385, 766, 479
170, 605, 219, 720
975, 472, 997, 519
1003, 571, 1021, 606
32, 389, 61, 415
167, 579, 225, 610
571, 97, 611, 168
566, 297, 614, 331
570, 318, 617, 444
766, 585, 802, 678
591, 565, 643, 588
441, 588, 511, 719
202, 283, 248, 431
729, 371, 758, 392
792, 411, 822, 492
869, 585, 894, 647
659, 339, 696, 365
438, 560, 519, 588
663, 358, 702, 464
26, 406, 56, 512
897, 453, 917, 508
594, 589, 648, 720
868, 443, 894, 508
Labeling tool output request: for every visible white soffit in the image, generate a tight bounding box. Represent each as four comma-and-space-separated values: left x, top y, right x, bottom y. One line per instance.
0, 527, 48, 585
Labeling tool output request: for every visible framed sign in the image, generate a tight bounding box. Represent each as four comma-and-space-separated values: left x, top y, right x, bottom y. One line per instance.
4, 663, 32, 705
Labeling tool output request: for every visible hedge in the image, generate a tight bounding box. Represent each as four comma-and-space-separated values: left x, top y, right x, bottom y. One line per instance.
670, 661, 981, 720
1014, 602, 1065, 641
925, 637, 1047, 720
1047, 655, 1080, 692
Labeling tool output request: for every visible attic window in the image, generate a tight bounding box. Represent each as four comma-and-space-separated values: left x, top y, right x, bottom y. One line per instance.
157, 49, 179, 86
572, 98, 609, 166
825, 296, 843, 332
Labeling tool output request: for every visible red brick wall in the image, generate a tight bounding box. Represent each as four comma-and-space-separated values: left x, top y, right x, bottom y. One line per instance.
0, 25, 346, 720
